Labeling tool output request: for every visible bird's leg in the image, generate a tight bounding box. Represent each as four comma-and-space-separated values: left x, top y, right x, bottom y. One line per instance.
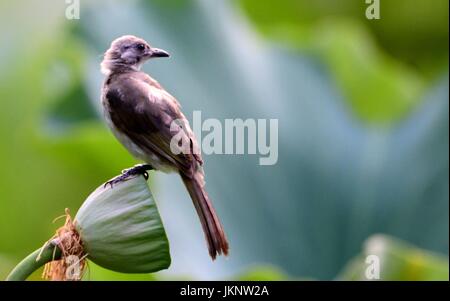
104, 164, 153, 188
121, 164, 153, 180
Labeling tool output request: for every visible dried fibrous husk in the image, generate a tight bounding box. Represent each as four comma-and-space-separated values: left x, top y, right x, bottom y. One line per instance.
42, 209, 87, 281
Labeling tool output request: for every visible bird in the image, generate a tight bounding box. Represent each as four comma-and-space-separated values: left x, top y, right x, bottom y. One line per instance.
100, 35, 229, 259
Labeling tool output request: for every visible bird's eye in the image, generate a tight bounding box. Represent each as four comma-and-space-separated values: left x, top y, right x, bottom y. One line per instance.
136, 43, 146, 51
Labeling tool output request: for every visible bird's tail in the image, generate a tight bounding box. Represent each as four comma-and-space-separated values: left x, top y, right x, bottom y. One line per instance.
181, 174, 229, 259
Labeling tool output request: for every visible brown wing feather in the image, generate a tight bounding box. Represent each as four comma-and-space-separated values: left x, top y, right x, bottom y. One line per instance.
104, 74, 197, 177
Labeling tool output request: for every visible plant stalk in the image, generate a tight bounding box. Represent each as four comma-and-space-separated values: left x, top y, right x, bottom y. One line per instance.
6, 242, 61, 281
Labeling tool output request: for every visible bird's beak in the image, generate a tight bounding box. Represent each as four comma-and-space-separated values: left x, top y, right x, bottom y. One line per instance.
149, 47, 170, 58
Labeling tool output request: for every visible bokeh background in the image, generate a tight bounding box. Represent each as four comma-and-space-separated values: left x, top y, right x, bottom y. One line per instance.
0, 0, 448, 280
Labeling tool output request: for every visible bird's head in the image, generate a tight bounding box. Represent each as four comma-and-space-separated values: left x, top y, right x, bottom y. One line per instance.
101, 35, 170, 75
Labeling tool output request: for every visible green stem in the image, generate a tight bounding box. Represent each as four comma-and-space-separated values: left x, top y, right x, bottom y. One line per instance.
6, 242, 61, 281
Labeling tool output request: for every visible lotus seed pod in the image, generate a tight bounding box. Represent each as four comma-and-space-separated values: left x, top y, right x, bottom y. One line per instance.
74, 175, 171, 273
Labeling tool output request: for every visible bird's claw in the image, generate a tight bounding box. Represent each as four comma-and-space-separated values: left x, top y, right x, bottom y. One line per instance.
104, 164, 153, 189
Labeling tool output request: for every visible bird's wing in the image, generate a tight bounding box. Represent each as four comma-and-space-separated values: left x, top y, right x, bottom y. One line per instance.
104, 75, 202, 177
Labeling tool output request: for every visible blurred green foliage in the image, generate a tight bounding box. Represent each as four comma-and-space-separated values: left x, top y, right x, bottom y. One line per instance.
239, 0, 448, 124
84, 262, 157, 281
0, 0, 134, 280
235, 266, 291, 281
339, 235, 449, 280
0, 0, 448, 280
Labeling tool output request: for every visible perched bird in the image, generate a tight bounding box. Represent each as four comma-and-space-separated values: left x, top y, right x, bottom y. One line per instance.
100, 35, 229, 259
